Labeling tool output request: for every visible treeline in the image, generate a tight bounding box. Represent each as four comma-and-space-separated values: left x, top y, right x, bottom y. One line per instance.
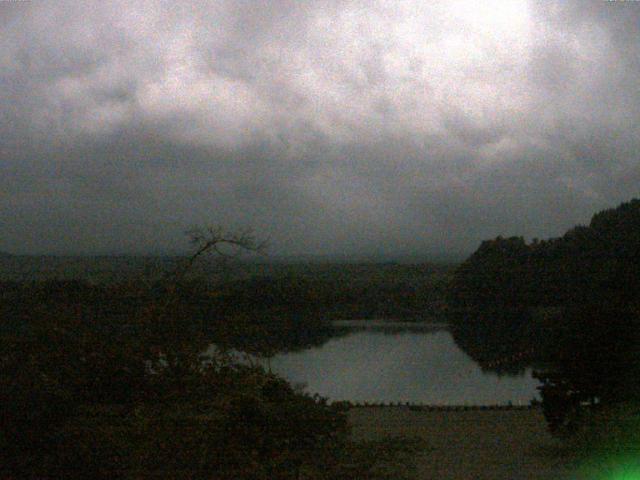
208, 263, 452, 322
0, 279, 343, 358
448, 198, 640, 433
450, 199, 640, 310
0, 261, 453, 361
0, 260, 453, 322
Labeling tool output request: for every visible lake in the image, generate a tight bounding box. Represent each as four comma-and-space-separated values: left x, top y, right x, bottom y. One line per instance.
260, 322, 540, 405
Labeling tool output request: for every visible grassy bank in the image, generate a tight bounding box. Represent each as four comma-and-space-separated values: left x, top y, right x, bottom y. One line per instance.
348, 407, 578, 480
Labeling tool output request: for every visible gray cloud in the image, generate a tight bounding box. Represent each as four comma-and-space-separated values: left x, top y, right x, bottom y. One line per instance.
1, 0, 639, 256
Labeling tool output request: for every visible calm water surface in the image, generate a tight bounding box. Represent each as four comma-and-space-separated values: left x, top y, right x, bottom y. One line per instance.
263, 323, 540, 405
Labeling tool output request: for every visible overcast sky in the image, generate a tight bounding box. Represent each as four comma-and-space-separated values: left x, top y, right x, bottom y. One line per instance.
1, 1, 639, 257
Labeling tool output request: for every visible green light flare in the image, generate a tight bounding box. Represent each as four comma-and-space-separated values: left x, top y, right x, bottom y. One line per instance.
610, 469, 640, 480
582, 457, 640, 480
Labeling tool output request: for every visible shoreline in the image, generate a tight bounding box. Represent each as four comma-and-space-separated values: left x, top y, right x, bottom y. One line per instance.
342, 403, 535, 411
330, 319, 449, 328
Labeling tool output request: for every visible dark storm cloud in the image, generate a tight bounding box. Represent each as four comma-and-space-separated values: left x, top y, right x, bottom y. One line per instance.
1, 1, 639, 256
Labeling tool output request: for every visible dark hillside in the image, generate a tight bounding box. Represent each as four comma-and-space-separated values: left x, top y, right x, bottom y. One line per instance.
449, 197, 640, 320
448, 198, 640, 432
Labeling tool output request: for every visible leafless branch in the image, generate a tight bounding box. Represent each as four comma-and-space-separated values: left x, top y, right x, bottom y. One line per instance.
172, 226, 268, 283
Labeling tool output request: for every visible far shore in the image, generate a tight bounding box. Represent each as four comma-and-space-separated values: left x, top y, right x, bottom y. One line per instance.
330, 319, 449, 328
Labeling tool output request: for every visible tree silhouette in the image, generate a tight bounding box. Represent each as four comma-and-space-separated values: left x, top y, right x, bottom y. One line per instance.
448, 198, 640, 436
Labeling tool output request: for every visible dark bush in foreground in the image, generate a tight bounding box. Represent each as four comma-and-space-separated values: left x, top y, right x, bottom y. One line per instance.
0, 284, 422, 479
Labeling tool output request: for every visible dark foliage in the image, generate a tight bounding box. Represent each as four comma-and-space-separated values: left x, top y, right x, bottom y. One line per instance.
0, 279, 355, 479
448, 198, 640, 434
1, 238, 424, 479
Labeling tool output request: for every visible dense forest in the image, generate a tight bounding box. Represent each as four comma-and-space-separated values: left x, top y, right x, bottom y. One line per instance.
448, 198, 640, 438
0, 259, 452, 359
0, 257, 452, 322
207, 263, 451, 322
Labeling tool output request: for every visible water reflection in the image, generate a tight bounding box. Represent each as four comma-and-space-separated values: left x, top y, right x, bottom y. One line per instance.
264, 324, 540, 405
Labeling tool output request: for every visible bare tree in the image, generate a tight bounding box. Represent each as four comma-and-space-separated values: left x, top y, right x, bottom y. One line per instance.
170, 226, 268, 284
